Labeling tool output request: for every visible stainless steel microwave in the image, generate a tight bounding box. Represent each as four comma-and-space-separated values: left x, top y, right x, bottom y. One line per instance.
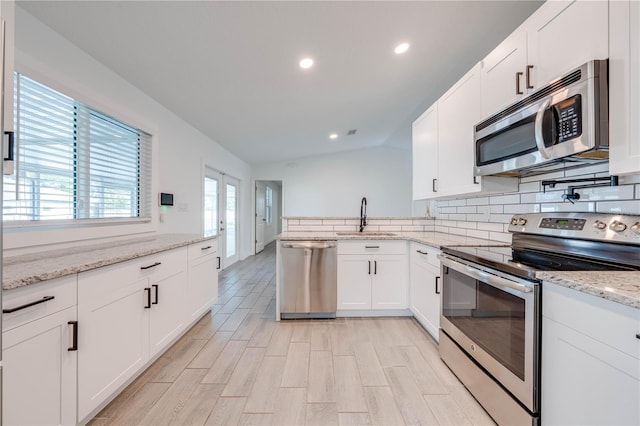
474, 60, 608, 177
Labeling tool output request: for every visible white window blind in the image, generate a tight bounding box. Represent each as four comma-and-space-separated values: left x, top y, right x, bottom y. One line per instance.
3, 74, 152, 223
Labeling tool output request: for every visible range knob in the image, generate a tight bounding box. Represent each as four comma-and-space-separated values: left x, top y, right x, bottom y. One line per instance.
609, 221, 627, 233
630, 222, 640, 235
517, 218, 528, 226
511, 217, 519, 225
593, 220, 607, 230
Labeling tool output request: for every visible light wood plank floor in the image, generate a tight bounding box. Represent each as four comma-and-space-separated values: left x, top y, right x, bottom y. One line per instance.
90, 242, 495, 426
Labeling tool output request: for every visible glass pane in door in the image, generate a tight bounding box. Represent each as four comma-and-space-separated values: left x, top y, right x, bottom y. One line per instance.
226, 182, 237, 258
204, 176, 218, 237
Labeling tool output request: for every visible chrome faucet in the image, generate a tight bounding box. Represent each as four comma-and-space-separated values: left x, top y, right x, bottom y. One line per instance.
359, 197, 367, 232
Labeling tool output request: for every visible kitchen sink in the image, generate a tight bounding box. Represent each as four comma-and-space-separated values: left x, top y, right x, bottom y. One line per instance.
335, 232, 397, 236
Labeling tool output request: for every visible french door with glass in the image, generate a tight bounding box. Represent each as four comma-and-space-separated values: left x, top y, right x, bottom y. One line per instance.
204, 168, 239, 269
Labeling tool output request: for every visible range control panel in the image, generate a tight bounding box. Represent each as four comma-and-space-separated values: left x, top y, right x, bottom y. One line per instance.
508, 213, 640, 243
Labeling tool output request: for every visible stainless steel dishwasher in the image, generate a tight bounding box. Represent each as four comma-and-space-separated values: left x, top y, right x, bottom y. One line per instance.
280, 240, 337, 319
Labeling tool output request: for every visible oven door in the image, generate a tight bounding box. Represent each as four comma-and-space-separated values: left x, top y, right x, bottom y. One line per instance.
439, 255, 540, 413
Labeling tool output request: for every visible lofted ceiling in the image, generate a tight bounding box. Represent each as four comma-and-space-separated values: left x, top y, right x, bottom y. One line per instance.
17, 1, 543, 165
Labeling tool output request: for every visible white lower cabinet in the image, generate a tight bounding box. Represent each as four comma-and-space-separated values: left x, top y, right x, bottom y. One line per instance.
2, 275, 78, 426
186, 239, 219, 322
408, 243, 441, 341
542, 282, 640, 425
77, 247, 188, 422
337, 241, 407, 312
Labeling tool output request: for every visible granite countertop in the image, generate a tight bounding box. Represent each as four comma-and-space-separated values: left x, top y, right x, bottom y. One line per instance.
3, 233, 218, 291
538, 271, 640, 309
277, 231, 508, 249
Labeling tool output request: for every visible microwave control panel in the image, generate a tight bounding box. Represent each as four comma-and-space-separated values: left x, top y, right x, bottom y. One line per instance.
554, 95, 582, 143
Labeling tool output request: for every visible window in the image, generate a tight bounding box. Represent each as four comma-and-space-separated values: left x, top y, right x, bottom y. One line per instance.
3, 74, 152, 223
265, 186, 273, 224
203, 174, 219, 237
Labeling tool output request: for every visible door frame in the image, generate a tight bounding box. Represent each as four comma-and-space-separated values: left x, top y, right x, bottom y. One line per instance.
251, 178, 284, 255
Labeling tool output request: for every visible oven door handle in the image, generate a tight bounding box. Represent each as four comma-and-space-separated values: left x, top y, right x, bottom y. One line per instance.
440, 257, 534, 294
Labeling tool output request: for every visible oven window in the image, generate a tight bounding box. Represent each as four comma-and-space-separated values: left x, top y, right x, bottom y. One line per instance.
477, 115, 538, 166
442, 266, 525, 380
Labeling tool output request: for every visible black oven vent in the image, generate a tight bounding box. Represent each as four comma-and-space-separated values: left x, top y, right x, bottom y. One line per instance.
476, 69, 582, 131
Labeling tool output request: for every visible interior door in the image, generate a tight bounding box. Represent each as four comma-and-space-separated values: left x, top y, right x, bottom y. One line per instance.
223, 175, 240, 268
255, 182, 266, 254
203, 172, 220, 237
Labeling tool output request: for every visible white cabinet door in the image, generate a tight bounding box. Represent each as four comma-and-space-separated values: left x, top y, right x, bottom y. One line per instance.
78, 267, 149, 421
3, 306, 77, 426
371, 255, 407, 310
438, 64, 483, 197
0, 0, 14, 131
481, 31, 528, 117
527, 0, 608, 89
149, 269, 187, 358
610, 0, 640, 176
412, 104, 438, 200
409, 245, 441, 341
337, 256, 372, 310
187, 244, 219, 323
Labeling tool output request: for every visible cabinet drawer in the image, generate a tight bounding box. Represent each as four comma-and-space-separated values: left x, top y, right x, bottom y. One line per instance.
79, 247, 188, 306
410, 243, 440, 269
3, 275, 77, 332
337, 240, 406, 255
543, 282, 640, 360
188, 238, 218, 262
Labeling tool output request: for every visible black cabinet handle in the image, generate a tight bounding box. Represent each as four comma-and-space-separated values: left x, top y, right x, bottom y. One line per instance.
636, 334, 640, 340
432, 178, 437, 193
526, 65, 534, 89
144, 288, 151, 309
374, 261, 377, 275
516, 71, 524, 94
365, 246, 380, 249
152, 284, 159, 305
68, 321, 78, 351
201, 245, 212, 250
416, 250, 428, 255
368, 260, 371, 275
435, 276, 441, 294
140, 262, 161, 270
473, 176, 479, 184
4, 131, 14, 161
217, 256, 221, 270
3, 296, 55, 314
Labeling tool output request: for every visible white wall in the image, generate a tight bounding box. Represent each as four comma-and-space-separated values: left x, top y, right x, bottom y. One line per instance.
8, 7, 253, 260
253, 146, 413, 217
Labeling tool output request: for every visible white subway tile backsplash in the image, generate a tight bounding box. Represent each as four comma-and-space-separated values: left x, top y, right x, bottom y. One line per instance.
288, 225, 333, 232
564, 163, 608, 177
490, 194, 520, 205
379, 225, 403, 231
503, 204, 540, 214
457, 206, 477, 214
440, 207, 457, 214
489, 232, 512, 243
596, 200, 640, 215
579, 185, 635, 201
457, 221, 477, 230
449, 199, 467, 207
333, 225, 359, 232
298, 219, 323, 225
449, 228, 467, 236
540, 202, 595, 213
520, 170, 564, 183
435, 225, 449, 233
518, 181, 541, 193
477, 222, 504, 232
322, 219, 345, 225
467, 213, 490, 222
438, 213, 450, 220
448, 213, 467, 221
466, 229, 489, 239
466, 197, 489, 206
520, 190, 563, 203
489, 205, 504, 214
286, 219, 299, 225
368, 219, 391, 225
401, 225, 427, 231
489, 214, 513, 224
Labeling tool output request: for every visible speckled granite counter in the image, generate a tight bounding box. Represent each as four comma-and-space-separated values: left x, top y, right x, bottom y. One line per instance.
3, 233, 217, 291
538, 271, 640, 309
277, 231, 508, 249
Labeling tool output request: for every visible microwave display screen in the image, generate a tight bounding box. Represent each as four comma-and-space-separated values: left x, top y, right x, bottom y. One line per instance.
555, 95, 582, 143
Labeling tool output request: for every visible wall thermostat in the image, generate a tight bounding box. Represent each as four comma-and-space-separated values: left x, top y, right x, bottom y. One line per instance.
159, 192, 174, 206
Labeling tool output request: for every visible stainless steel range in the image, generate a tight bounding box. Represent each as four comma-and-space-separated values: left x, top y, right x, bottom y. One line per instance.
438, 212, 640, 426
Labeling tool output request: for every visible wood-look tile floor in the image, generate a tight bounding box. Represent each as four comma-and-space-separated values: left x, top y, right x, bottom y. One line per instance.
90, 242, 495, 426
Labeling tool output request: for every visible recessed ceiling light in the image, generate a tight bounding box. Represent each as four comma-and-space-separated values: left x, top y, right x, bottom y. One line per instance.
394, 43, 410, 54
329, 133, 338, 140
299, 57, 314, 69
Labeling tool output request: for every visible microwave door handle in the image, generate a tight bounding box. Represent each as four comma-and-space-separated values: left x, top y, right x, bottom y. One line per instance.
534, 99, 552, 159
440, 256, 533, 294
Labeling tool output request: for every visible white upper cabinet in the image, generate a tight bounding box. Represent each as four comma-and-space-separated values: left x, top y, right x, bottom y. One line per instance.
481, 31, 529, 117
0, 0, 14, 131
481, 0, 608, 119
526, 0, 608, 89
609, 0, 640, 176
412, 104, 438, 200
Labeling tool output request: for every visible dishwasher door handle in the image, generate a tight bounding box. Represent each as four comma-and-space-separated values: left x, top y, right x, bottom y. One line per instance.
281, 241, 337, 249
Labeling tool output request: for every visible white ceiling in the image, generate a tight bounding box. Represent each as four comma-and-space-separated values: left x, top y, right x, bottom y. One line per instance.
17, 1, 543, 165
